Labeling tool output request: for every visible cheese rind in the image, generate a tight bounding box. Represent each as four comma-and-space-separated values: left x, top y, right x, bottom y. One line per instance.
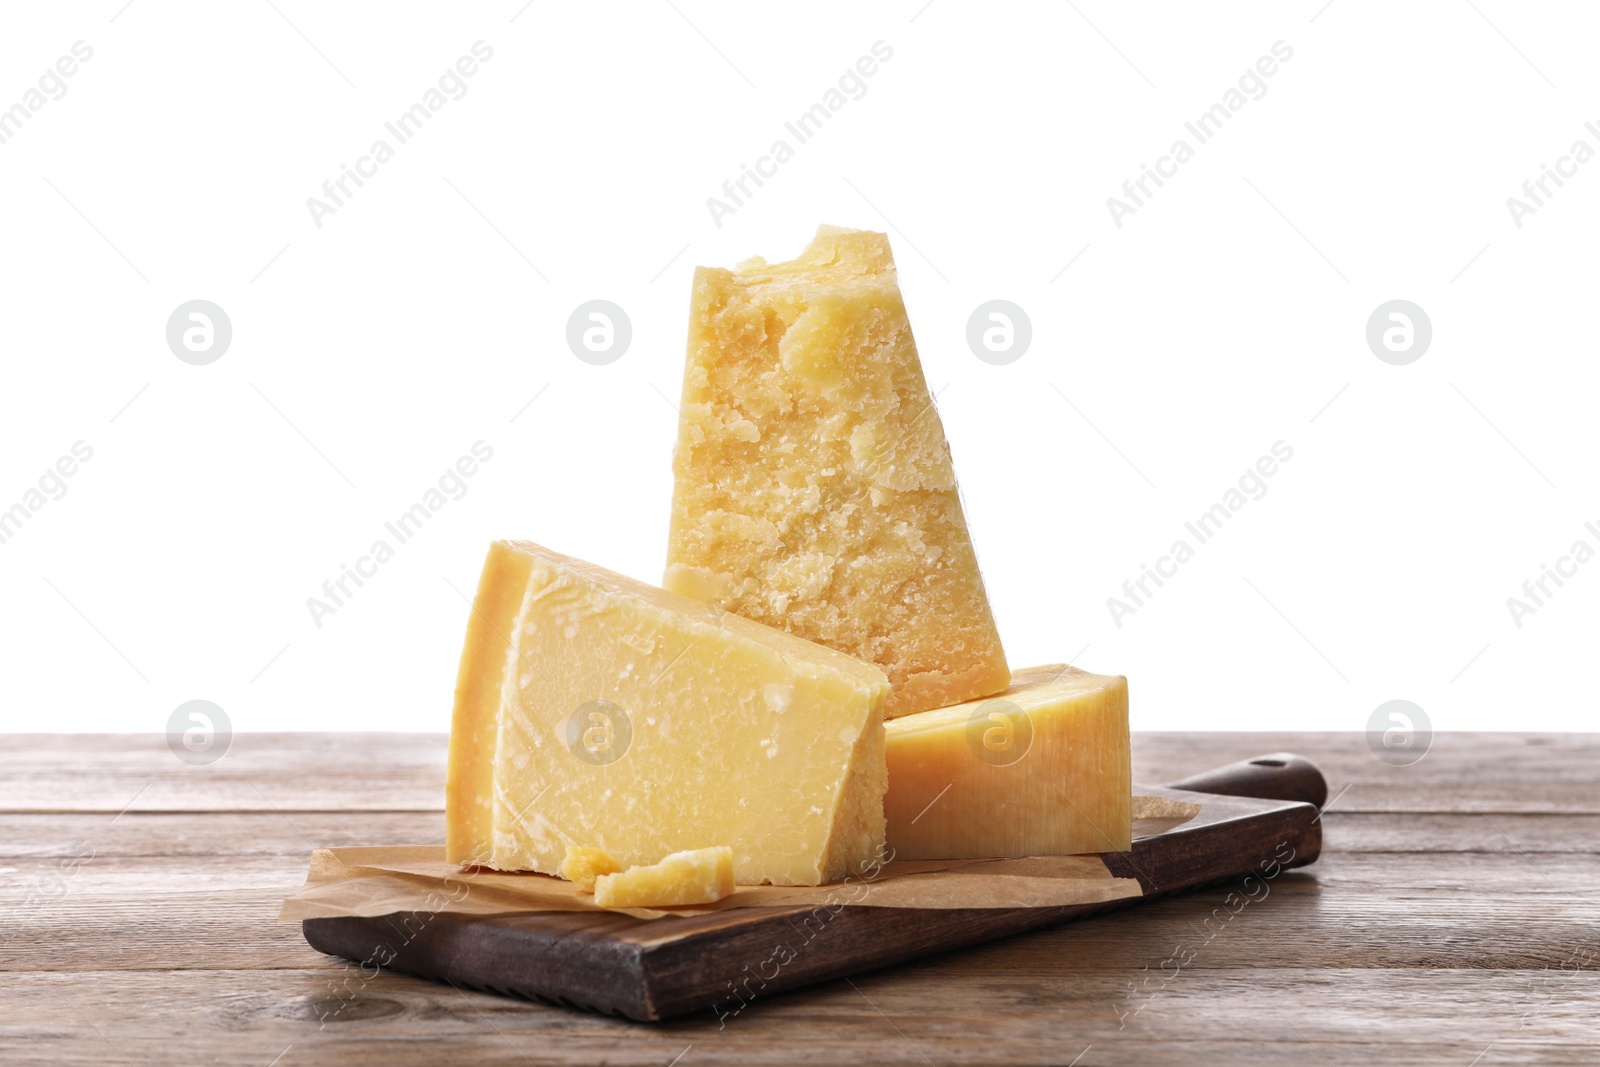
665, 226, 1010, 718
884, 664, 1131, 859
593, 845, 735, 908
445, 540, 535, 866
445, 539, 891, 886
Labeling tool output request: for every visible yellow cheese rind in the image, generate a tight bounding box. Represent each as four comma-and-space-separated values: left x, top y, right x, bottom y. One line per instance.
665, 226, 1010, 718
592, 846, 735, 908
446, 541, 535, 866
559, 846, 622, 893
459, 539, 889, 886
884, 664, 1131, 860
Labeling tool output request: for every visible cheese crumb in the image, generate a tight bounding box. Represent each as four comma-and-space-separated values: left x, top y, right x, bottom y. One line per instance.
559, 845, 623, 893
593, 845, 735, 908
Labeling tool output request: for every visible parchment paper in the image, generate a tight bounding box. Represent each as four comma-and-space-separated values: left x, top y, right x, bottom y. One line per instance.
278, 794, 1199, 922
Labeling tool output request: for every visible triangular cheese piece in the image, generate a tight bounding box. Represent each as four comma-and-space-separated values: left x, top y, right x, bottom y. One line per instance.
665, 226, 1009, 717
446, 540, 891, 887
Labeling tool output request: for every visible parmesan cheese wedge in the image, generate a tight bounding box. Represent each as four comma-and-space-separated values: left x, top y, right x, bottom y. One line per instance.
664, 226, 1010, 717
884, 664, 1131, 859
446, 540, 891, 887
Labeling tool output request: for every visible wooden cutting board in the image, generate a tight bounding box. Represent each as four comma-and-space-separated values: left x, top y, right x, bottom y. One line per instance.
302, 753, 1325, 1021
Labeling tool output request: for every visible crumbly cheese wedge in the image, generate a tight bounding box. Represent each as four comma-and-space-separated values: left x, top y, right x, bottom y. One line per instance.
593, 846, 735, 908
559, 846, 622, 893
664, 226, 1010, 718
445, 540, 890, 886
884, 664, 1130, 859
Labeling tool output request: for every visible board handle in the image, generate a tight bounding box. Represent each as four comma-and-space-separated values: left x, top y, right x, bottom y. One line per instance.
1162, 752, 1327, 808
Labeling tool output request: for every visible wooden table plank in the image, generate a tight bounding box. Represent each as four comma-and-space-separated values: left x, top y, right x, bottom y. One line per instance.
1319, 812, 1600, 853
4, 731, 1596, 1065
0, 733, 447, 813
5, 732, 1597, 813
5, 809, 1598, 859
0, 811, 446, 858
2, 967, 1595, 1066
5, 850, 1596, 974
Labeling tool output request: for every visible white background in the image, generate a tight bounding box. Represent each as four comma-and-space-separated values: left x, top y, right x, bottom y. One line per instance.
1, 1, 1595, 735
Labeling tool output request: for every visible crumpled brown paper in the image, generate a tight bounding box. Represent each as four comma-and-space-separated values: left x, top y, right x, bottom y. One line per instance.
279, 794, 1199, 922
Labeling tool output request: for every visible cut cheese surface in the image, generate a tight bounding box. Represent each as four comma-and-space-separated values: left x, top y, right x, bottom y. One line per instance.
593, 845, 735, 908
664, 226, 1009, 718
445, 539, 891, 886
884, 664, 1131, 860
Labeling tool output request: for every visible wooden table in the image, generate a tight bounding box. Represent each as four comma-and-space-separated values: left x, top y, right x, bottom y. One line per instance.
4, 732, 1596, 1065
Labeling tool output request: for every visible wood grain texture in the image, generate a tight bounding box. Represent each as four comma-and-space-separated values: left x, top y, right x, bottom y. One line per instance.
5, 732, 1597, 1065
5, 731, 1596, 813
5, 809, 1597, 859
6, 851, 1596, 974
5, 968, 1597, 1066
0, 732, 446, 813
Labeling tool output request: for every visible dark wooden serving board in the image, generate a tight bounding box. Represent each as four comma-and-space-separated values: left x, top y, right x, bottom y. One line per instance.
303, 753, 1325, 1021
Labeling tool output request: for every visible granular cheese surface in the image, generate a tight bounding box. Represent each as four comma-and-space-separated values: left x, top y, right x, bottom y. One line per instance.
665, 226, 1010, 717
